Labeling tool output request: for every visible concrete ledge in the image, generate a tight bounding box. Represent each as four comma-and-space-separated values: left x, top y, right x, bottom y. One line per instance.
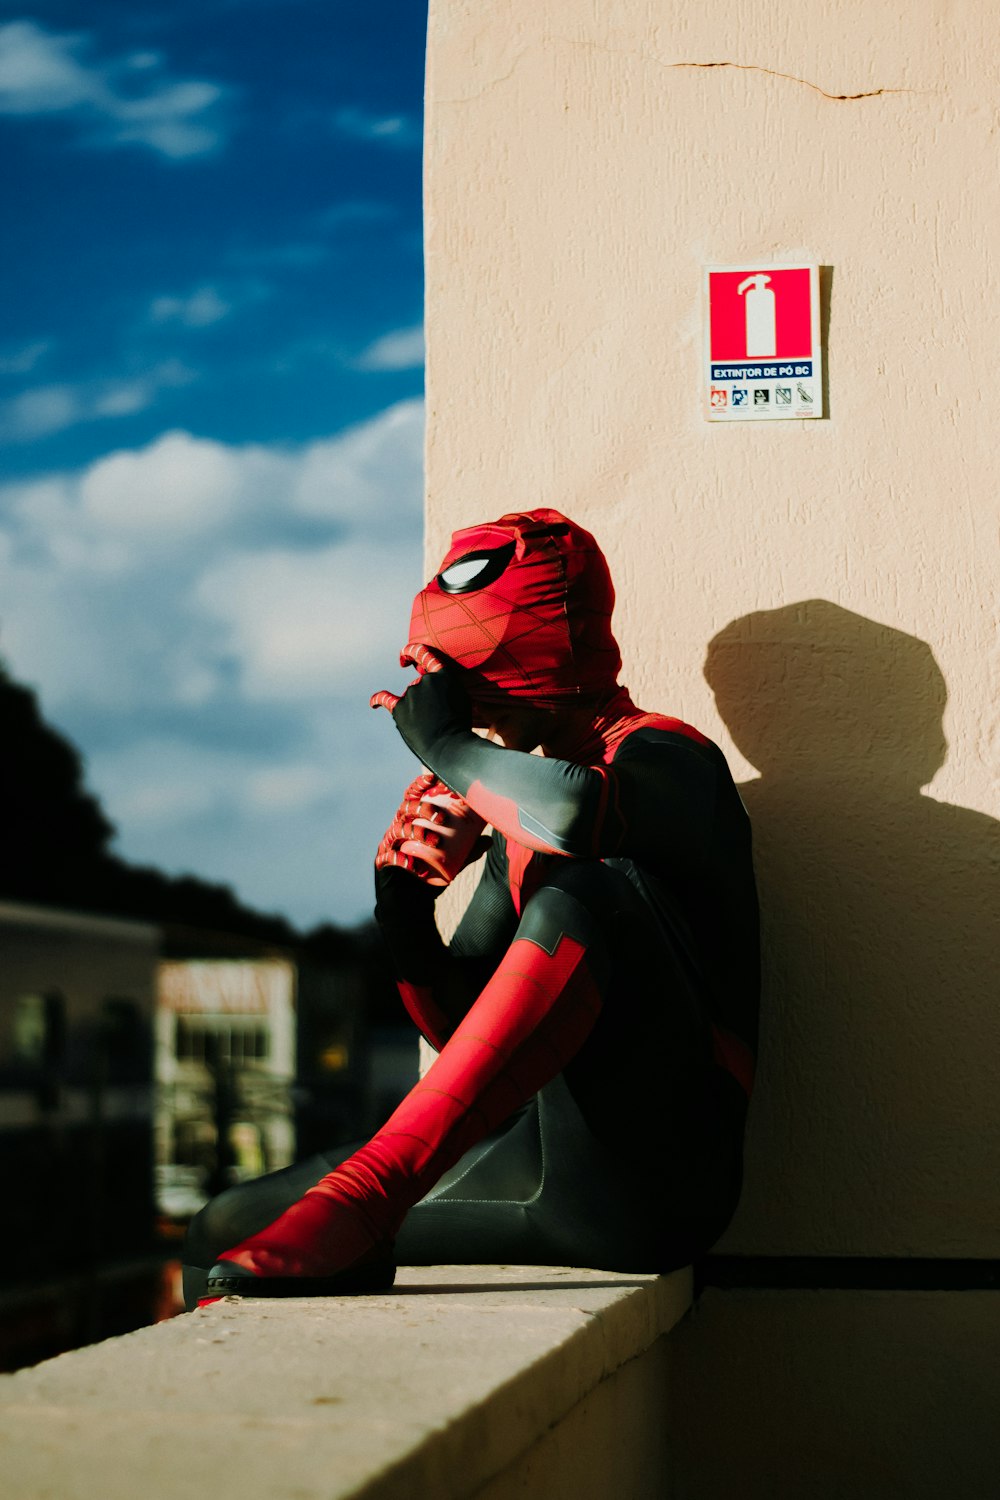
0, 1264, 692, 1500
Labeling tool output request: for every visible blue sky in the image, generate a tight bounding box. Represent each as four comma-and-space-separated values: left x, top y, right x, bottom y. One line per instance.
0, 2, 429, 926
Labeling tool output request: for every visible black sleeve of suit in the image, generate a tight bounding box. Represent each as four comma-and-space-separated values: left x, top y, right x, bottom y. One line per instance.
388, 665, 721, 866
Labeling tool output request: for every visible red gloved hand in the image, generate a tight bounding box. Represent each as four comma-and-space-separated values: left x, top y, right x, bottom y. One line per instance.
370, 642, 446, 716
375, 770, 489, 888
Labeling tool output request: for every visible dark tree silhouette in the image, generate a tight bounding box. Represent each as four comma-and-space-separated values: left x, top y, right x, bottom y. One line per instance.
0, 661, 371, 955
0, 665, 115, 903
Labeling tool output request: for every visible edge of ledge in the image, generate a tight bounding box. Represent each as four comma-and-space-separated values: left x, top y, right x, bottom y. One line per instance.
355, 1266, 693, 1500
0, 1264, 693, 1500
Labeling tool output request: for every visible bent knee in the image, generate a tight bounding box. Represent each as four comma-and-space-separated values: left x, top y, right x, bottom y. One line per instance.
515, 861, 638, 980
183, 1153, 334, 1268
183, 1184, 248, 1268
522, 858, 638, 931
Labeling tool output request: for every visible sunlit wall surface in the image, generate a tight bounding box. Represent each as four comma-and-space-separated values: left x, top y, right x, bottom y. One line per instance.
424, 0, 1000, 1258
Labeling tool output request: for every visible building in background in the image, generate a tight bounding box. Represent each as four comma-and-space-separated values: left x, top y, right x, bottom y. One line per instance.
155, 956, 297, 1219
1, 899, 417, 1368
0, 901, 160, 1367
154, 932, 417, 1219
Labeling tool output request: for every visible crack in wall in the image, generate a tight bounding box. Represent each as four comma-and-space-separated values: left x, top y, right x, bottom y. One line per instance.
667, 60, 913, 101
437, 44, 919, 105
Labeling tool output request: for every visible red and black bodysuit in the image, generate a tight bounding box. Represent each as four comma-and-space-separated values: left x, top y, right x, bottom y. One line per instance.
188, 511, 759, 1303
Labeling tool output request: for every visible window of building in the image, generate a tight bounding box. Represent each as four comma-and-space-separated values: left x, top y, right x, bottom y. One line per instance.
175, 1020, 269, 1067
11, 991, 66, 1068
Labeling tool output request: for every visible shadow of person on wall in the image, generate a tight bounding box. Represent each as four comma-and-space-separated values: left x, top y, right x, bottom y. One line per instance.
704, 601, 1000, 1256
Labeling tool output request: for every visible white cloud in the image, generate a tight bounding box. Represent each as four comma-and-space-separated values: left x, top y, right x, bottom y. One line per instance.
2, 401, 422, 564
92, 382, 153, 418
333, 107, 420, 149
85, 717, 416, 926
319, 201, 396, 231
0, 383, 82, 438
0, 339, 52, 375
267, 328, 422, 381
7, 475, 133, 576
0, 550, 138, 705
245, 763, 335, 814
86, 739, 328, 831
0, 20, 228, 159
356, 325, 425, 372
80, 430, 247, 536
193, 538, 418, 699
0, 403, 425, 922
0, 20, 93, 111
112, 760, 222, 825
0, 401, 424, 700
93, 738, 348, 830
149, 286, 232, 327
226, 241, 329, 271
0, 361, 196, 441
291, 398, 424, 522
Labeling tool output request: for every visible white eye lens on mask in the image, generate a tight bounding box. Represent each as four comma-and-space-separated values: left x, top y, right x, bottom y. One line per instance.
436, 541, 516, 595
440, 557, 492, 588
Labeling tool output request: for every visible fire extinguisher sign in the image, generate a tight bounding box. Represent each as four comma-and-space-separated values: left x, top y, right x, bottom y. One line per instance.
704, 265, 822, 421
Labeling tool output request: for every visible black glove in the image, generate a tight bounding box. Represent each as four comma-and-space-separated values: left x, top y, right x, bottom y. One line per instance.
371, 643, 474, 779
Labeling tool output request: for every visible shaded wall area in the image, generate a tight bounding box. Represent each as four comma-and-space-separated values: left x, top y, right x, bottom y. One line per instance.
705, 603, 1000, 1255
664, 1287, 1000, 1500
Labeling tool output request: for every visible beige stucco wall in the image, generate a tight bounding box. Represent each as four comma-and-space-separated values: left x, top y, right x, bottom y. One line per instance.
424, 1, 1000, 1255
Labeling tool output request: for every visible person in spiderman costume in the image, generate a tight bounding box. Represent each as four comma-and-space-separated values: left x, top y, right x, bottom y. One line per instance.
184, 509, 758, 1306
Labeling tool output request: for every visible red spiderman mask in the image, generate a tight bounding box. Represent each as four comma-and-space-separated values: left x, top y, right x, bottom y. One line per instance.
407, 509, 622, 713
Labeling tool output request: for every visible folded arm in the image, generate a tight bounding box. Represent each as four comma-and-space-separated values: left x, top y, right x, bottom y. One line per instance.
374, 772, 518, 1050
373, 654, 718, 864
